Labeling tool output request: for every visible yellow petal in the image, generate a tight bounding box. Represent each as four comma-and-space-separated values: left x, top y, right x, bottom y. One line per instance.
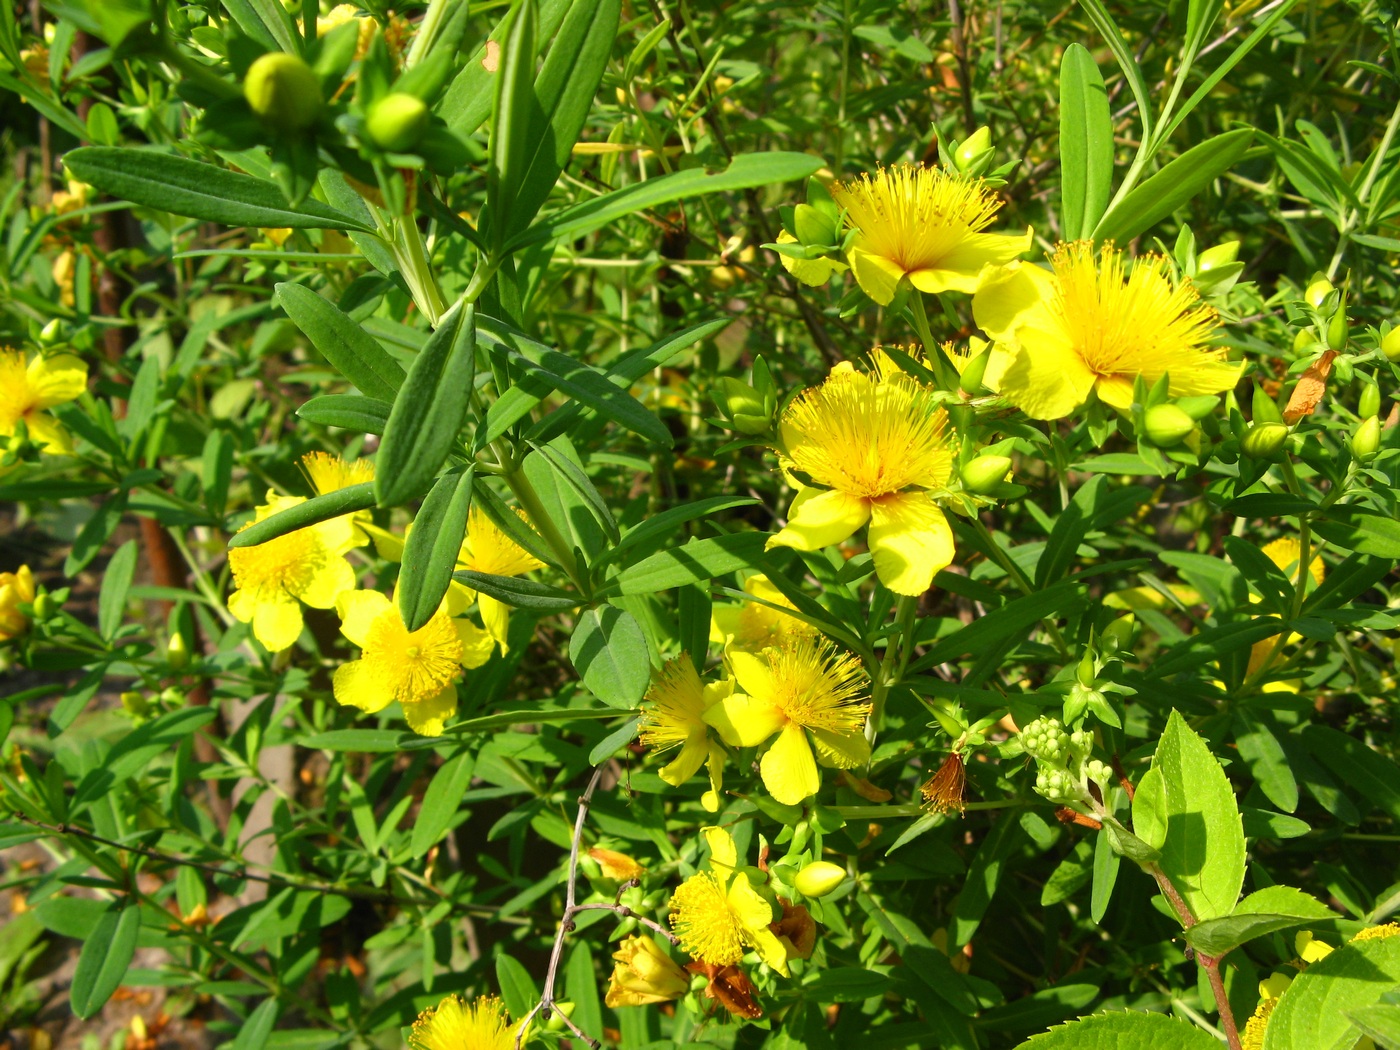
760, 722, 821, 806
703, 740, 726, 812
333, 658, 391, 713
457, 618, 496, 669
445, 579, 473, 617
867, 493, 954, 596
749, 926, 793, 977
726, 650, 775, 701
846, 239, 907, 306
479, 594, 510, 651
727, 878, 789, 975
312, 511, 361, 557
971, 260, 1055, 342
995, 330, 1097, 420
810, 727, 871, 769
403, 683, 458, 737
361, 522, 406, 562
1094, 374, 1136, 410
779, 230, 846, 287
912, 227, 1033, 294
299, 552, 357, 609
24, 412, 72, 454
658, 727, 709, 786
27, 353, 87, 408
767, 487, 870, 553
253, 595, 304, 652
710, 604, 743, 647
704, 825, 739, 874
337, 589, 390, 648
703, 688, 786, 748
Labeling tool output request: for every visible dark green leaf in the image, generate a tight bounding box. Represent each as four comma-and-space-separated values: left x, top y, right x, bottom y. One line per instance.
410, 749, 477, 858
228, 483, 376, 548
571, 605, 650, 709
1234, 709, 1298, 813
587, 717, 638, 763
398, 468, 475, 631
608, 532, 769, 596
1059, 43, 1114, 240
277, 283, 406, 401
802, 968, 894, 1003
228, 998, 281, 1050
496, 954, 539, 1018
72, 707, 218, 808
1313, 505, 1400, 558
297, 394, 393, 434
486, 0, 538, 244
1183, 886, 1334, 958
1303, 725, 1400, 824
454, 570, 579, 611
1263, 937, 1400, 1050
70, 902, 140, 1018
65, 494, 127, 575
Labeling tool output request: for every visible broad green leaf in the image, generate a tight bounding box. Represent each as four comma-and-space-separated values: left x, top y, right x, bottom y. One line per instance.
221, 0, 298, 53
454, 570, 579, 611
1348, 1004, 1400, 1050
227, 483, 377, 548
1093, 129, 1254, 244
277, 283, 406, 401
1303, 725, 1400, 823
608, 532, 769, 596
1263, 936, 1400, 1050
1058, 44, 1114, 240
1015, 1009, 1222, 1049
571, 605, 650, 709
297, 394, 393, 434
97, 539, 137, 640
1234, 709, 1298, 813
1148, 710, 1245, 922
486, 0, 538, 246
496, 953, 540, 1018
1074, 0, 1155, 145
1313, 505, 1400, 558
63, 148, 375, 232
70, 902, 140, 1019
398, 469, 475, 631
376, 304, 476, 507
409, 749, 477, 858
1132, 766, 1168, 850
1183, 885, 1335, 958
506, 151, 825, 251
521, 440, 610, 559
1241, 806, 1310, 840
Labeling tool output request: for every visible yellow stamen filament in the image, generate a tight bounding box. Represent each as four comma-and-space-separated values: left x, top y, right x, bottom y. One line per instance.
670, 872, 746, 965
765, 638, 870, 734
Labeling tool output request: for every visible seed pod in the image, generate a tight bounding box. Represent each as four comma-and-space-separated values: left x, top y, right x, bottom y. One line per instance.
365, 92, 430, 152
794, 861, 847, 899
244, 52, 323, 132
961, 453, 1011, 494
1241, 422, 1289, 459
1143, 403, 1195, 447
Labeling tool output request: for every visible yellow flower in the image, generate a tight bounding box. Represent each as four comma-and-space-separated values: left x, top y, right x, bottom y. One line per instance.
409, 994, 521, 1050
452, 507, 546, 652
710, 574, 816, 655
973, 242, 1241, 419
704, 637, 870, 807
1246, 537, 1326, 678
830, 164, 1031, 305
604, 935, 690, 1007
333, 590, 493, 737
301, 451, 375, 541
228, 494, 362, 652
588, 847, 645, 882
775, 230, 847, 288
0, 350, 88, 454
768, 352, 955, 596
1351, 922, 1400, 942
638, 657, 728, 811
0, 565, 37, 643
1242, 972, 1293, 1050
669, 826, 789, 975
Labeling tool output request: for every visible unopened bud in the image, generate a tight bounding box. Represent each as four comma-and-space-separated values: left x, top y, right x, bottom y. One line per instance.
1305, 276, 1333, 309
39, 318, 63, 345
1143, 403, 1195, 447
958, 347, 991, 396
365, 92, 430, 152
1293, 328, 1319, 353
1241, 423, 1289, 459
713, 377, 770, 435
1359, 383, 1381, 420
792, 202, 837, 246
1076, 651, 1097, 689
1252, 385, 1283, 425
1101, 613, 1136, 654
1382, 327, 1400, 361
1351, 416, 1381, 461
1326, 304, 1350, 351
1197, 241, 1240, 270
794, 861, 847, 899
961, 453, 1011, 495
244, 52, 323, 132
954, 126, 992, 172
31, 592, 56, 620
120, 691, 150, 718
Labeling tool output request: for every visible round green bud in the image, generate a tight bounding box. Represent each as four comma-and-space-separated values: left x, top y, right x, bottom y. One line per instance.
1085, 759, 1113, 786
961, 453, 1012, 495
121, 691, 150, 718
1305, 276, 1333, 309
1351, 415, 1381, 462
1241, 422, 1289, 459
167, 632, 190, 670
954, 126, 992, 171
1359, 383, 1381, 421
714, 377, 770, 435
1292, 328, 1319, 354
244, 52, 323, 132
1197, 241, 1240, 270
794, 861, 847, 899
1143, 403, 1195, 447
39, 318, 63, 345
366, 92, 430, 153
1076, 651, 1097, 689
1382, 327, 1400, 361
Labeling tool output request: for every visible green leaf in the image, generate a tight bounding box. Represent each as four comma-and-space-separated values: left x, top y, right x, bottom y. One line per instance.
453, 570, 579, 611
1303, 725, 1400, 824
65, 493, 127, 575
1015, 1009, 1222, 1049
1240, 806, 1311, 840
953, 811, 1025, 947
277, 284, 406, 401
528, 440, 620, 545
222, 0, 298, 53
802, 968, 894, 1004
571, 605, 650, 709
1183, 886, 1335, 958
70, 902, 140, 1019
1146, 617, 1283, 679
1058, 43, 1114, 240
72, 707, 217, 808
587, 717, 638, 763
1234, 709, 1298, 813
97, 539, 138, 641
410, 749, 477, 858
1147, 710, 1245, 922
63, 148, 374, 232
913, 578, 1086, 671
486, 0, 538, 246
297, 394, 393, 434
608, 532, 769, 596
976, 981, 1101, 1034
228, 998, 281, 1050
398, 468, 475, 631
496, 953, 539, 1018
376, 303, 476, 507
1263, 936, 1400, 1050
564, 943, 604, 1042
1348, 1004, 1400, 1050
1091, 825, 1120, 924
227, 483, 377, 548
300, 729, 406, 752
506, 151, 825, 251
1312, 505, 1400, 558
471, 478, 560, 570
1092, 129, 1255, 244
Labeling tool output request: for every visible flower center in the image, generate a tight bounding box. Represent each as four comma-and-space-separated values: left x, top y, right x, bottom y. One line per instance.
764, 639, 870, 733
639, 658, 706, 751
670, 872, 746, 965
229, 527, 324, 600
365, 611, 464, 706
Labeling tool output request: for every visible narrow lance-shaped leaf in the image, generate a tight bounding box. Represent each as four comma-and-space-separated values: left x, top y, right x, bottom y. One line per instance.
398, 468, 475, 632
1058, 44, 1114, 240
486, 0, 539, 248
277, 283, 407, 401
69, 902, 140, 1019
297, 394, 393, 435
228, 482, 377, 548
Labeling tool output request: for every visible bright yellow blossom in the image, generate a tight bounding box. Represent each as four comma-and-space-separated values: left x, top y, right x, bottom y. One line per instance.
409, 994, 521, 1050
830, 164, 1031, 305
0, 565, 37, 642
1246, 537, 1326, 678
333, 590, 493, 737
1241, 971, 1293, 1050
768, 351, 955, 596
0, 350, 88, 454
973, 242, 1241, 419
452, 507, 546, 652
710, 574, 816, 653
604, 935, 690, 1007
301, 451, 375, 540
669, 826, 789, 975
228, 494, 362, 652
639, 657, 728, 811
704, 637, 870, 806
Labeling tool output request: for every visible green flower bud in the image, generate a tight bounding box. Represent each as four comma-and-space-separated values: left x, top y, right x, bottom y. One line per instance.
1252, 385, 1283, 425
121, 691, 150, 718
244, 52, 323, 132
1351, 415, 1381, 462
1293, 328, 1319, 354
794, 861, 847, 899
1085, 759, 1113, 786
1326, 303, 1350, 351
39, 318, 63, 346
1076, 651, 1097, 689
961, 453, 1011, 495
1101, 613, 1136, 655
167, 632, 190, 670
958, 347, 991, 396
1143, 403, 1195, 447
1305, 276, 1333, 309
31, 591, 56, 620
713, 377, 771, 435
1241, 422, 1289, 459
1197, 241, 1240, 270
365, 92, 430, 152
1359, 382, 1381, 420
793, 202, 838, 246
954, 126, 992, 172
1382, 327, 1400, 361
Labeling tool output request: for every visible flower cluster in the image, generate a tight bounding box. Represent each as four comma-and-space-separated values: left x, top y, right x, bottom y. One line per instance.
1020, 716, 1113, 805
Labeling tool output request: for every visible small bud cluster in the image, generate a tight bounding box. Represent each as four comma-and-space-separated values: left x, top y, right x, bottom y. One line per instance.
1020, 717, 1111, 805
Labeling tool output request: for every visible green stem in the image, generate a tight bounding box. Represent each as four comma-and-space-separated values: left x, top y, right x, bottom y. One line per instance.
503, 468, 584, 591
868, 595, 918, 733
968, 515, 1071, 660
908, 294, 957, 390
